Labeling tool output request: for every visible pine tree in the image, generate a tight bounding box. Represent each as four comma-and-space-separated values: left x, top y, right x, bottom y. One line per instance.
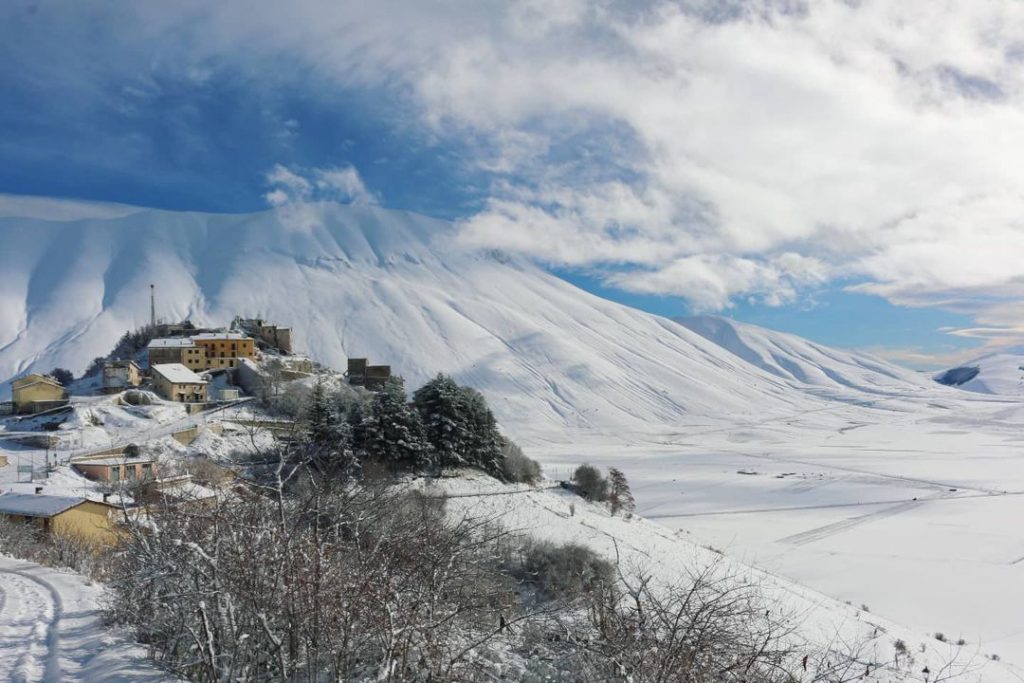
608, 468, 635, 517
413, 374, 470, 468
356, 377, 431, 472
413, 374, 505, 476
305, 378, 356, 476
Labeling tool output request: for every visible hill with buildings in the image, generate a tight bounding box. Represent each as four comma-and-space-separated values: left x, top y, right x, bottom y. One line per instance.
0, 201, 950, 444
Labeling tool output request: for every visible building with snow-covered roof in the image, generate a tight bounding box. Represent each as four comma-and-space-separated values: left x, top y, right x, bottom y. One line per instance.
151, 363, 208, 403
148, 337, 206, 370
11, 373, 68, 414
0, 492, 119, 544
73, 455, 157, 483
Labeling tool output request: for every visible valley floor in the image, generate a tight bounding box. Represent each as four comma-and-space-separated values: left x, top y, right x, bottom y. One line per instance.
533, 391, 1024, 680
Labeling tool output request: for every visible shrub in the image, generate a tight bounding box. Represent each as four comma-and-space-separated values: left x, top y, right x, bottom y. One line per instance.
571, 464, 608, 502
50, 367, 74, 386
501, 439, 542, 484
935, 632, 946, 642
521, 541, 614, 600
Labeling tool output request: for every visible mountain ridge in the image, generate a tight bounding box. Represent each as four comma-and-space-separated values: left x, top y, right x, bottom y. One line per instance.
0, 200, 944, 441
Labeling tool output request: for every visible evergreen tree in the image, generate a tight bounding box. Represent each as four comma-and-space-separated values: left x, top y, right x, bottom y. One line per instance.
50, 368, 74, 386
413, 374, 504, 476
306, 379, 336, 447
413, 374, 470, 468
461, 386, 503, 476
356, 377, 431, 472
304, 378, 356, 476
607, 468, 635, 517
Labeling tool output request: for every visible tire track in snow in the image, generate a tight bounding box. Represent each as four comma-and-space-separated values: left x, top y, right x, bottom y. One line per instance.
0, 569, 63, 683
776, 493, 952, 547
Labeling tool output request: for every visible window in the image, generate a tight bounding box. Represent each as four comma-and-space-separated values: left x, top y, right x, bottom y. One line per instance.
110, 467, 120, 482
126, 466, 136, 480
141, 463, 152, 478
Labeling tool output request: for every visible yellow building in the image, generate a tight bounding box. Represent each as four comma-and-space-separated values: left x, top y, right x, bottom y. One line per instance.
11, 374, 68, 414
0, 493, 120, 545
151, 363, 208, 402
191, 333, 256, 369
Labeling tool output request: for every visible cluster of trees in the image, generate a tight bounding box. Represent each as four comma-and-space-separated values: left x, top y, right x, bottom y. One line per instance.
294, 373, 538, 483
571, 464, 636, 517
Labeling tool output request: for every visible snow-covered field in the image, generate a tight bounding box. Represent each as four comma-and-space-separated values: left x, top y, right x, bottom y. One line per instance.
0, 555, 172, 682
534, 394, 1024, 677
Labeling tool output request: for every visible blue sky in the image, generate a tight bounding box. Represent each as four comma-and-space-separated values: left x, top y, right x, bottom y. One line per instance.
3, 1, 1023, 369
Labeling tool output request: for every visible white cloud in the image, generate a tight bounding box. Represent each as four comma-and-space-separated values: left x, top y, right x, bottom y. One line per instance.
263, 163, 376, 207
9, 0, 1024, 340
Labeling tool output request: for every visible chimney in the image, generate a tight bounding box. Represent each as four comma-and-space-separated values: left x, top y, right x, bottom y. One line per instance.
34, 486, 43, 495
150, 284, 156, 328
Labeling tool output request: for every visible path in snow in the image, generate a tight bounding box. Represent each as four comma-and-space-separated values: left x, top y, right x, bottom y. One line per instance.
0, 556, 172, 682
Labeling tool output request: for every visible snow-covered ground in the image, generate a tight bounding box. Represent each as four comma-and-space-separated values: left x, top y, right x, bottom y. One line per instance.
0, 555, 173, 682
429, 472, 1014, 682
533, 394, 1024, 677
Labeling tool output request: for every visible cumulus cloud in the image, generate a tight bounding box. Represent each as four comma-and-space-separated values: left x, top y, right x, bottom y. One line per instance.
263, 163, 376, 207
7, 0, 1024, 339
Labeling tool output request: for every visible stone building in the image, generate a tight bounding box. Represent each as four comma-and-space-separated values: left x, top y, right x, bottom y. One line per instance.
148, 338, 206, 370
102, 359, 142, 393
237, 318, 293, 354
347, 358, 392, 391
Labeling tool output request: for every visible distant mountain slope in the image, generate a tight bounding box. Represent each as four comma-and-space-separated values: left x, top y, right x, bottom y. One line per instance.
0, 200, 946, 441
676, 315, 930, 395
935, 348, 1024, 396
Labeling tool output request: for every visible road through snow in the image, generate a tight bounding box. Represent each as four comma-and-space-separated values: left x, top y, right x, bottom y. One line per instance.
0, 556, 172, 682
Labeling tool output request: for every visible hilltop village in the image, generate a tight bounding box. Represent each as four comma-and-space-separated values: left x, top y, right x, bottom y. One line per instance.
0, 316, 393, 545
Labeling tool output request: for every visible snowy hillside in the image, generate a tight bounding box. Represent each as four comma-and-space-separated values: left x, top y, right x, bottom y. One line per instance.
0, 200, 931, 442
935, 348, 1024, 396
677, 315, 929, 395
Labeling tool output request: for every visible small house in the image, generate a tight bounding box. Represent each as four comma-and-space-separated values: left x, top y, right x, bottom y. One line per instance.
0, 493, 120, 544
151, 363, 208, 403
73, 455, 157, 483
11, 374, 68, 414
102, 359, 142, 393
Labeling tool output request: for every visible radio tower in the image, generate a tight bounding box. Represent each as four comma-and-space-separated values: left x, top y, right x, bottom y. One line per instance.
150, 284, 156, 328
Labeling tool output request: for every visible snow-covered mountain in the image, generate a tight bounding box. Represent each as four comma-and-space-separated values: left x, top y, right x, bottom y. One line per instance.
677, 315, 930, 395
0, 200, 932, 441
935, 348, 1024, 396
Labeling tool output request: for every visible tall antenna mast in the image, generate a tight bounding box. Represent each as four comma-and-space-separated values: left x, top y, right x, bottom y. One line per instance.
150, 283, 156, 328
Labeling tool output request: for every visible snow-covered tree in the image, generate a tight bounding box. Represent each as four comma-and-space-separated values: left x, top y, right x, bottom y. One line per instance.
355, 376, 431, 472
413, 374, 503, 476
572, 464, 609, 502
608, 467, 635, 517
